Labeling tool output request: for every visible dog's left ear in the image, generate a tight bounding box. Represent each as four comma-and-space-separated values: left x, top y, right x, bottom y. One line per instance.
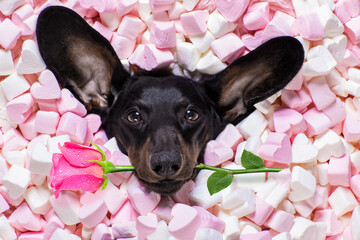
201, 36, 304, 124
36, 6, 130, 113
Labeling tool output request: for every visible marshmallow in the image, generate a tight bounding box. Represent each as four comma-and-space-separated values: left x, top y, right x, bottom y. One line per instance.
345, 16, 360, 44
35, 110, 60, 135
313, 209, 343, 236
8, 202, 42, 232
328, 154, 351, 187
4, 150, 25, 166
215, 0, 250, 22
196, 50, 227, 74
50, 191, 81, 225
0, 49, 15, 75
117, 15, 146, 40
337, 49, 360, 73
49, 228, 81, 240
0, 215, 17, 240
99, 12, 120, 31
302, 45, 337, 77
17, 39, 46, 74
273, 108, 307, 136
222, 187, 255, 216
95, 180, 126, 215
265, 209, 294, 233
147, 220, 173, 240
0, 193, 9, 214
0, 0, 25, 16
180, 10, 209, 36
236, 110, 268, 139
258, 132, 292, 164
189, 31, 215, 53
262, 13, 292, 43
168, 204, 201, 240
176, 42, 201, 72
2, 128, 28, 152
31, 70, 61, 100
24, 184, 52, 215
303, 107, 331, 136
29, 143, 53, 176
56, 112, 88, 144
78, 193, 108, 228
243, 2, 269, 31
57, 89, 87, 117
292, 133, 318, 163
2, 165, 31, 200
210, 33, 245, 62
1, 73, 30, 101
281, 88, 312, 112
0, 18, 21, 49
289, 217, 317, 240
194, 228, 222, 240
313, 129, 346, 162
150, 21, 176, 49
257, 178, 289, 208
189, 183, 222, 209
343, 113, 360, 142
307, 76, 336, 110
245, 196, 274, 226
6, 93, 34, 124
328, 186, 358, 217
207, 10, 236, 38
203, 140, 233, 166
288, 166, 316, 202
168, 1, 186, 19
318, 5, 344, 37
144, 44, 174, 71
112, 221, 137, 238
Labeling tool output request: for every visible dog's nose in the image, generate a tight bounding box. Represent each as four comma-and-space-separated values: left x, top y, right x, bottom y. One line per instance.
150, 151, 182, 177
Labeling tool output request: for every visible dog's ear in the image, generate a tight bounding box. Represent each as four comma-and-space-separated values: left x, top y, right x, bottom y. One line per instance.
36, 6, 129, 114
201, 36, 304, 124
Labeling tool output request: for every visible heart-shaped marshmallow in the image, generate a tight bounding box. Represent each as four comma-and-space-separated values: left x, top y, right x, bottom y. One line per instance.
17, 40, 46, 74
215, 0, 250, 22
292, 133, 319, 163
273, 108, 307, 137
30, 70, 61, 100
258, 132, 292, 164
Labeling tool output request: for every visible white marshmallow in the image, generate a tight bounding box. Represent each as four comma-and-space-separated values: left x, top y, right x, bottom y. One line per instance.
168, 1, 186, 20
176, 42, 201, 72
349, 67, 360, 83
0, 215, 17, 240
50, 192, 81, 225
189, 31, 215, 53
194, 228, 222, 240
0, 72, 30, 101
0, 0, 24, 16
292, 0, 320, 16
241, 224, 259, 234
183, 0, 199, 11
326, 68, 345, 87
313, 129, 346, 162
137, 0, 152, 21
103, 137, 121, 154
0, 109, 17, 132
222, 187, 254, 210
223, 216, 240, 240
207, 10, 237, 39
328, 187, 358, 217
50, 228, 81, 240
0, 86, 8, 109
99, 12, 120, 31
292, 133, 318, 164
345, 80, 360, 97
0, 49, 15, 76
29, 143, 53, 176
315, 163, 329, 186
2, 165, 31, 199
351, 206, 360, 240
322, 35, 347, 63
3, 150, 26, 166
47, 135, 71, 154
16, 39, 46, 74
302, 45, 337, 78
272, 232, 293, 240
318, 4, 344, 37
350, 151, 360, 174
257, 178, 289, 208
24, 184, 52, 215
277, 199, 296, 215
147, 220, 173, 240
196, 50, 227, 74
288, 166, 316, 202
295, 36, 310, 58
236, 110, 268, 139
189, 184, 222, 209
289, 217, 317, 240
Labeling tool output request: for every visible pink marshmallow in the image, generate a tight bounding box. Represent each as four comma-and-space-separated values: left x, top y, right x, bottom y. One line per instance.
149, 0, 174, 13
262, 14, 292, 43
127, 175, 161, 215
345, 16, 360, 45
37, 99, 59, 112
56, 112, 88, 144
117, 15, 146, 40
18, 232, 44, 240
129, 44, 146, 69
19, 113, 38, 140
336, 49, 360, 73
240, 231, 272, 240
343, 113, 360, 142
193, 206, 225, 233
292, 13, 324, 41
152, 196, 175, 223
335, 0, 352, 23
273, 108, 307, 137
144, 44, 174, 71
215, 0, 250, 22
180, 10, 209, 36
171, 180, 195, 205
136, 213, 158, 240
243, 2, 270, 31
84, 113, 102, 144
313, 209, 343, 236
9, 202, 42, 232
211, 33, 245, 62
112, 221, 137, 238
92, 130, 108, 145
95, 181, 126, 215
35, 110, 60, 135
241, 31, 263, 51
246, 196, 274, 225
285, 72, 304, 91
307, 76, 336, 110
6, 93, 34, 124
116, 0, 137, 17
0, 193, 9, 214
2, 129, 29, 152
258, 132, 292, 164
303, 107, 331, 136
111, 33, 136, 59
168, 203, 201, 240
57, 89, 87, 117
215, 123, 243, 151
281, 88, 312, 112
203, 140, 234, 166
110, 199, 139, 224
78, 193, 108, 228
265, 209, 294, 232
328, 154, 351, 187
11, 4, 34, 26
91, 223, 112, 240
31, 69, 61, 100
322, 98, 346, 127
150, 21, 176, 49
350, 174, 360, 199
0, 18, 21, 49
93, 21, 113, 41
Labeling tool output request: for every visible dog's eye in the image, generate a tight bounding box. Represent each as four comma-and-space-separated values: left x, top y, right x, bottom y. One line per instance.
127, 111, 142, 123
185, 109, 199, 121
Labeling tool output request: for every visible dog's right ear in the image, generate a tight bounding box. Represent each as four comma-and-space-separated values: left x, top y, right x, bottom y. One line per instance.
36, 6, 129, 114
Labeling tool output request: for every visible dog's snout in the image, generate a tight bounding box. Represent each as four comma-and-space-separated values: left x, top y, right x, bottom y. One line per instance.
150, 152, 182, 177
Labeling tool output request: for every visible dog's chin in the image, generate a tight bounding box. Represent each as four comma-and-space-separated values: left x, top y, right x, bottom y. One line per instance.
137, 178, 187, 195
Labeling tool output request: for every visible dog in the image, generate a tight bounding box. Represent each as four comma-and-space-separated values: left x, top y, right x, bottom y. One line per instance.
36, 6, 304, 195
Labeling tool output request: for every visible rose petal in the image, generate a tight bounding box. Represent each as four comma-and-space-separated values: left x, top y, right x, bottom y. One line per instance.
50, 154, 103, 189
59, 142, 103, 167
54, 175, 103, 198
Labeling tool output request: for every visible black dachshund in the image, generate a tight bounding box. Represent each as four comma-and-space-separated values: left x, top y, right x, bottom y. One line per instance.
36, 6, 304, 194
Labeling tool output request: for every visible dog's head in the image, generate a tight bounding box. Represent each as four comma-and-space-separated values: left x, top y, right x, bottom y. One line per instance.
36, 6, 304, 194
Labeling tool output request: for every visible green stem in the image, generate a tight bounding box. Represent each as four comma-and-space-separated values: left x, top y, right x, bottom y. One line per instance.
107, 163, 282, 174
194, 163, 282, 174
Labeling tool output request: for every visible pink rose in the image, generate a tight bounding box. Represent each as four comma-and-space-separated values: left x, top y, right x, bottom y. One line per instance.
50, 142, 104, 198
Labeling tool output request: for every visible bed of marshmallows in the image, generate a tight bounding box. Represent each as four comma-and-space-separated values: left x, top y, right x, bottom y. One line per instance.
0, 0, 360, 239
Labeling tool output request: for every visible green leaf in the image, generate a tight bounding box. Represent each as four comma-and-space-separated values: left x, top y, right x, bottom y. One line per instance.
207, 171, 234, 195
241, 150, 265, 169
